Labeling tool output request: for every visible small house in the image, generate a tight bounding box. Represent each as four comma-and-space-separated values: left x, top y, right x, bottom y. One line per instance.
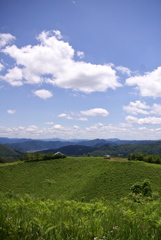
104, 154, 111, 159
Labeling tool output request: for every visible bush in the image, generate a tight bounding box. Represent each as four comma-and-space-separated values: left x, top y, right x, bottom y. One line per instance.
131, 179, 152, 197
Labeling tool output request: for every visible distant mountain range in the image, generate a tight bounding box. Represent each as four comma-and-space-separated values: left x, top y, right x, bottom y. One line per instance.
0, 137, 159, 156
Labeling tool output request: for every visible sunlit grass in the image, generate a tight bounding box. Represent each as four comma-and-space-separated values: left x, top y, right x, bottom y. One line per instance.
1, 157, 161, 201
1, 192, 161, 240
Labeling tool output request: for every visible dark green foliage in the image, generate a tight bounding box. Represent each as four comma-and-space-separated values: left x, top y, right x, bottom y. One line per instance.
128, 153, 161, 164
0, 156, 5, 163
40, 145, 97, 156
92, 141, 161, 157
21, 152, 66, 162
0, 144, 21, 158
131, 179, 152, 197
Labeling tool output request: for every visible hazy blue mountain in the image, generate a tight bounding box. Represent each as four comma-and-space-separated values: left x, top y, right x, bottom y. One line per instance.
39, 145, 98, 156
0, 137, 32, 144
2, 137, 160, 153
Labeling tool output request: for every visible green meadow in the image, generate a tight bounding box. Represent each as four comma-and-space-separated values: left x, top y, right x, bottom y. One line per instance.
1, 157, 161, 200
1, 157, 161, 239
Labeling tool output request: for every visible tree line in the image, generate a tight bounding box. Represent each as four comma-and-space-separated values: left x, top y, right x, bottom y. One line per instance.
19, 152, 66, 162
128, 153, 161, 164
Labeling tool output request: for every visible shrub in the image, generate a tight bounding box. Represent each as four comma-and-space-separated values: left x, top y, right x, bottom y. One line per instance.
131, 179, 152, 197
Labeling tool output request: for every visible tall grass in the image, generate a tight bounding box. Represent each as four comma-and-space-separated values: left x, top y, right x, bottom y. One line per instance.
1, 192, 161, 240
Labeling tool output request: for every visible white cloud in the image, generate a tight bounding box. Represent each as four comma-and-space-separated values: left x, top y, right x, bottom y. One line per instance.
1, 66, 23, 86
52, 124, 63, 129
116, 65, 131, 76
53, 30, 62, 39
26, 125, 39, 133
126, 67, 161, 97
151, 104, 161, 115
7, 109, 16, 114
81, 108, 109, 116
44, 122, 55, 125
58, 113, 73, 120
58, 113, 67, 118
78, 117, 88, 121
77, 51, 84, 59
126, 115, 161, 125
123, 101, 161, 116
0, 63, 4, 71
0, 122, 161, 140
67, 116, 73, 120
0, 33, 15, 48
33, 89, 53, 99
123, 100, 150, 115
1, 30, 121, 93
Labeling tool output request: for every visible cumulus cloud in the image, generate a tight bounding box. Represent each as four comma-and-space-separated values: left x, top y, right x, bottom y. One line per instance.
7, 109, 16, 114
123, 101, 161, 116
1, 30, 121, 93
0, 122, 161, 140
126, 67, 161, 97
0, 33, 15, 48
126, 115, 161, 125
81, 108, 109, 116
33, 89, 53, 99
123, 100, 150, 115
1, 66, 23, 86
150, 104, 161, 115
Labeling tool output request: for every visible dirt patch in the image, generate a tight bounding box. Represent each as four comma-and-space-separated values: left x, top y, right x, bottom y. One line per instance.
110, 158, 128, 162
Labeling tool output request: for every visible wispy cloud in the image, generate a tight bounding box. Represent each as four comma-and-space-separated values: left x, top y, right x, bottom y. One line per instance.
0, 33, 15, 48
78, 117, 88, 121
44, 122, 55, 125
115, 65, 131, 76
7, 109, 16, 114
77, 51, 84, 59
58, 113, 73, 120
0, 63, 4, 71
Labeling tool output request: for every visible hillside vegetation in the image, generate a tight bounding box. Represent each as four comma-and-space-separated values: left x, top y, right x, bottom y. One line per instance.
0, 144, 21, 158
1, 157, 161, 201
1, 157, 161, 239
91, 141, 161, 157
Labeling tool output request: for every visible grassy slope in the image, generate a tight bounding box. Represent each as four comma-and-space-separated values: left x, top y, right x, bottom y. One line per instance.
0, 157, 161, 201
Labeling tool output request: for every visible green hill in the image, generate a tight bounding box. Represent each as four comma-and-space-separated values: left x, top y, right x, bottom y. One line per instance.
0, 144, 21, 158
1, 157, 161, 201
91, 141, 161, 157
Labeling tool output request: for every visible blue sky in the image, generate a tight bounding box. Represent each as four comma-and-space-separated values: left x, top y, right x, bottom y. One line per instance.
0, 0, 161, 140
